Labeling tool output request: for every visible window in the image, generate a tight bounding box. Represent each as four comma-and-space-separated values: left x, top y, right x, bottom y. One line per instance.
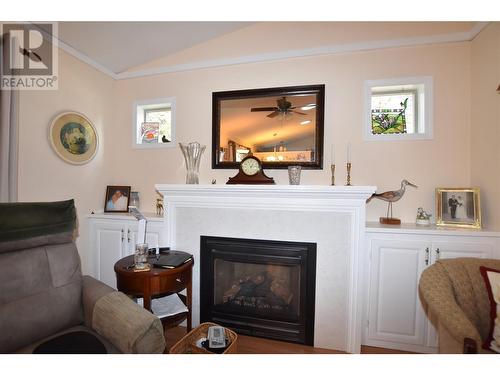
133, 98, 175, 148
364, 77, 433, 141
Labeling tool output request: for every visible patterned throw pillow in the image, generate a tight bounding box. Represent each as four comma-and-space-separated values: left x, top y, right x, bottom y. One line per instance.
480, 266, 500, 353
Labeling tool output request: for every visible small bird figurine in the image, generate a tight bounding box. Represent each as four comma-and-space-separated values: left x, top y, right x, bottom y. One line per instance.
367, 179, 418, 224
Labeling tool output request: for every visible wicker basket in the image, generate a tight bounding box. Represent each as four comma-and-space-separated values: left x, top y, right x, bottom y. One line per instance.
169, 322, 238, 354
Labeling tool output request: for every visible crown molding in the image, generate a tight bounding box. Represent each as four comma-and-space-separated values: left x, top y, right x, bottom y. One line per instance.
36, 22, 492, 81
469, 22, 490, 39
116, 22, 491, 80
31, 23, 119, 79
56, 38, 119, 79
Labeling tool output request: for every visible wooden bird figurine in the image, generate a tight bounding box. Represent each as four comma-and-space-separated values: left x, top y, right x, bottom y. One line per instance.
367, 179, 417, 224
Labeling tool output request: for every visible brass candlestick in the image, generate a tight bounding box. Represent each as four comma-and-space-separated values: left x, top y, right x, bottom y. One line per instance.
330, 164, 336, 186
346, 162, 352, 186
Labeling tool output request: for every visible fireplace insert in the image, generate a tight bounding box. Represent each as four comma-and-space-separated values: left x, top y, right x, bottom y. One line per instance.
200, 236, 316, 345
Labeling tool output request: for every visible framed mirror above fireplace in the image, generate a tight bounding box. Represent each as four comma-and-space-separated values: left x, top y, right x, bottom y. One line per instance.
212, 84, 325, 169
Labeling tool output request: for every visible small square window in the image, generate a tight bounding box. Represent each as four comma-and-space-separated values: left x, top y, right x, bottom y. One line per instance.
364, 77, 433, 141
133, 98, 175, 148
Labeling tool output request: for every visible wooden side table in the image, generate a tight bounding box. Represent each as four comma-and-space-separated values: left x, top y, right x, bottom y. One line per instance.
114, 254, 193, 331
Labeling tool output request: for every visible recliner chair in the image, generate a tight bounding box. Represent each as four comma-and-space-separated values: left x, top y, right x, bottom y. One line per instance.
0, 200, 166, 353
419, 257, 500, 353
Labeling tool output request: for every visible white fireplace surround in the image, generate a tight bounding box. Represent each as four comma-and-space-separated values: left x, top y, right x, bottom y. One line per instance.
156, 184, 376, 353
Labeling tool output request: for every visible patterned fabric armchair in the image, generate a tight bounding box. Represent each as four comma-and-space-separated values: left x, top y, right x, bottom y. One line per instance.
0, 200, 166, 354
419, 257, 500, 353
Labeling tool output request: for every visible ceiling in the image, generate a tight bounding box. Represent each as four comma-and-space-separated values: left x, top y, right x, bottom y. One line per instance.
41, 22, 253, 73
36, 21, 486, 79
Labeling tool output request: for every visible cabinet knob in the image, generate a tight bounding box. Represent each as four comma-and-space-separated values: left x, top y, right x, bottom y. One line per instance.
127, 229, 131, 243
425, 247, 430, 266
436, 248, 440, 260
121, 229, 124, 241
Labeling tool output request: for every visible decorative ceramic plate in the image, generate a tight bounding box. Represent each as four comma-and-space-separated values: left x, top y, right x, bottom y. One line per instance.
49, 112, 98, 164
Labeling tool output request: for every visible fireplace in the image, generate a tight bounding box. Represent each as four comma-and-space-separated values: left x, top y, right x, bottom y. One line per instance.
200, 236, 316, 345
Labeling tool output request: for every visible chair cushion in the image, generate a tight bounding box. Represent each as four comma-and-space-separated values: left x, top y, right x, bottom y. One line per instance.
0, 200, 76, 251
33, 331, 107, 354
0, 242, 83, 352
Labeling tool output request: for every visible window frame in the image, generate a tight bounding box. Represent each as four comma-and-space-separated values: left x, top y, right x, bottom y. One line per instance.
133, 97, 176, 149
364, 76, 433, 141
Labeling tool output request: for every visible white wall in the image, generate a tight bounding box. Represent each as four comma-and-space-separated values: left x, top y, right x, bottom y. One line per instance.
112, 42, 471, 224
17, 48, 114, 273
470, 23, 500, 230
18, 26, 500, 277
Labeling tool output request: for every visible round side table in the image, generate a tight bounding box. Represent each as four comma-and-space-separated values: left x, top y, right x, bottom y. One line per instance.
114, 254, 193, 331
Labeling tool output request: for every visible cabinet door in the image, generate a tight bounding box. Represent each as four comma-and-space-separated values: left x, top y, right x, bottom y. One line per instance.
129, 221, 165, 251
366, 239, 430, 348
431, 240, 494, 262
123, 226, 135, 256
145, 222, 165, 249
92, 221, 125, 288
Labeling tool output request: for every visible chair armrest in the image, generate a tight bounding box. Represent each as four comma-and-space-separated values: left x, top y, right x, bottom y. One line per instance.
419, 264, 482, 348
82, 276, 166, 354
82, 276, 116, 327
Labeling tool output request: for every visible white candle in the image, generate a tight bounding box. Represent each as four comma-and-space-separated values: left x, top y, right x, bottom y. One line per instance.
331, 145, 335, 164
347, 143, 351, 163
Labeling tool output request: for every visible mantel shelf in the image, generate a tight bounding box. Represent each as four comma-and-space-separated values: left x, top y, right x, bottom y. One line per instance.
366, 221, 500, 237
155, 184, 377, 201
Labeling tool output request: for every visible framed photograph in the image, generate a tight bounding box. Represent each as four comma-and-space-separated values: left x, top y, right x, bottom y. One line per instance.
436, 188, 481, 229
104, 186, 131, 213
49, 111, 98, 165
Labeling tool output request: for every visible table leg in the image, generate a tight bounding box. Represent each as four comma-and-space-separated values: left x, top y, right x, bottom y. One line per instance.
187, 269, 192, 332
143, 278, 152, 312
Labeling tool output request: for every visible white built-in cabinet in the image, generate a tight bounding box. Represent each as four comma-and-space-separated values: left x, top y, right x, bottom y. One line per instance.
363, 223, 500, 353
88, 213, 165, 288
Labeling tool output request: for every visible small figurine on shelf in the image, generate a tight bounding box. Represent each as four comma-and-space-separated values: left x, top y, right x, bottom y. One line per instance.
156, 198, 164, 216
416, 207, 432, 226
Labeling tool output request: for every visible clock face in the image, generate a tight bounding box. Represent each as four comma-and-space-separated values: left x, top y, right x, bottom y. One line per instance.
241, 157, 260, 176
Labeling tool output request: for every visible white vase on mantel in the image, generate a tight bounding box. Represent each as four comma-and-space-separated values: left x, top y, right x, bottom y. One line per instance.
416, 218, 431, 226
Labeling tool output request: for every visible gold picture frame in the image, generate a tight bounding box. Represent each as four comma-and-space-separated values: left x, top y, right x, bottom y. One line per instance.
435, 187, 481, 229
49, 111, 98, 165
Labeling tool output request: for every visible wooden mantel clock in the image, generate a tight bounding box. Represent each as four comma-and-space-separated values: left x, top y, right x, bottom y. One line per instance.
227, 155, 275, 184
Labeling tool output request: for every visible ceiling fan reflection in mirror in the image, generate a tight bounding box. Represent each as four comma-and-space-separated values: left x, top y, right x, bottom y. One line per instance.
250, 97, 307, 118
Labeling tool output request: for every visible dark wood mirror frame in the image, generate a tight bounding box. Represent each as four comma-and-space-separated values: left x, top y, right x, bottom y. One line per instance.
212, 84, 325, 170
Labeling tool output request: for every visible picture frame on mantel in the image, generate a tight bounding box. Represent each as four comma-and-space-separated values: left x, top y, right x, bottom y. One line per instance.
104, 185, 131, 213
435, 187, 481, 229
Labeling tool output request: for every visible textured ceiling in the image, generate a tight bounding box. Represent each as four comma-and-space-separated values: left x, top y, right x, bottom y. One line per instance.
45, 22, 253, 73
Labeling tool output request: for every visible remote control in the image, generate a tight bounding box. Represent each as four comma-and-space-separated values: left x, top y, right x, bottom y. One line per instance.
208, 326, 226, 349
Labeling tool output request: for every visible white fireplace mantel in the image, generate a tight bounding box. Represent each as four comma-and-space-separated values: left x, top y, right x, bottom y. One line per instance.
156, 184, 375, 200
155, 184, 376, 353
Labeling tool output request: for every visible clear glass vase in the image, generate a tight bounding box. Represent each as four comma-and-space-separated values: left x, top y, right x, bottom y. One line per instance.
134, 243, 149, 270
179, 142, 206, 184
129, 191, 140, 209
288, 166, 302, 185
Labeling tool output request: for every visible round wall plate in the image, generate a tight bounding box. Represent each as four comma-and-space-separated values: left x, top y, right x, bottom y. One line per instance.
49, 111, 98, 165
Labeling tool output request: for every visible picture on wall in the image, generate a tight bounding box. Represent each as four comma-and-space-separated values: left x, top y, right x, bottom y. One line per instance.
49, 111, 98, 164
104, 186, 131, 213
436, 188, 481, 229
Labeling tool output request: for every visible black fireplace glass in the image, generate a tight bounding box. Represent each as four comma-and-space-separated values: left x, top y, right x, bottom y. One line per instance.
200, 236, 316, 345
213, 258, 301, 318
